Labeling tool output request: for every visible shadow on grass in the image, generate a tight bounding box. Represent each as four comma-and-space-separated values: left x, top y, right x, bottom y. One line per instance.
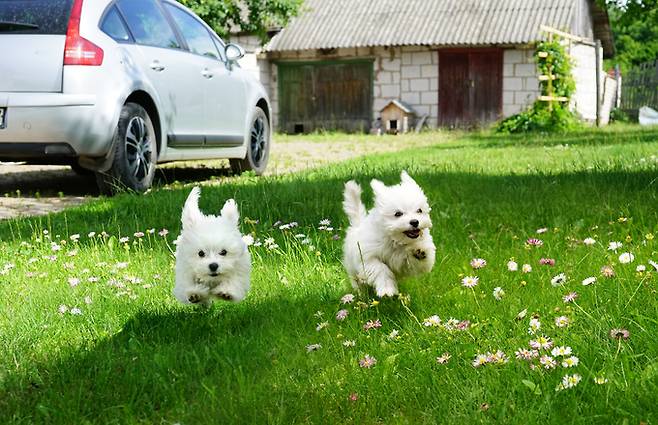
0, 165, 233, 197
1, 293, 324, 423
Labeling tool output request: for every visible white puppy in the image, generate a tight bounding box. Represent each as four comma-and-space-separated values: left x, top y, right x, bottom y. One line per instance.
342, 171, 436, 297
173, 187, 251, 306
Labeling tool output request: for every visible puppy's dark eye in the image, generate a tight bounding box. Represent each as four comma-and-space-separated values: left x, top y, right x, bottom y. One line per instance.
219, 249, 227, 256
394, 211, 403, 217
417, 208, 423, 213
198, 250, 205, 258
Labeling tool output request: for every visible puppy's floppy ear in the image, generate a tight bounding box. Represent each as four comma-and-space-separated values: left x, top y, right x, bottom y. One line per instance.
182, 187, 203, 229
370, 179, 386, 199
400, 170, 421, 189
220, 199, 240, 226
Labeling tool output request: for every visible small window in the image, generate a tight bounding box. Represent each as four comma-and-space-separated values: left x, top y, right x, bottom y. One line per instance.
164, 3, 220, 59
100, 6, 130, 42
116, 0, 179, 49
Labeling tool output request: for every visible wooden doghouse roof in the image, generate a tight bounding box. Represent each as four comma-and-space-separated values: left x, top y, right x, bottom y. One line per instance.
381, 100, 416, 114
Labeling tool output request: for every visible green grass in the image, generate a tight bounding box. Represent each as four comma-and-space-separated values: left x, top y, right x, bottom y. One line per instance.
1, 126, 657, 424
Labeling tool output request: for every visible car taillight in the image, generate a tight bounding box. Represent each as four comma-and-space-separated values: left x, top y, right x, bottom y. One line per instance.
63, 0, 104, 66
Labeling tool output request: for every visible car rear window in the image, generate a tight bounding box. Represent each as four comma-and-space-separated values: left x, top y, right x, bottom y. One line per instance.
0, 0, 73, 34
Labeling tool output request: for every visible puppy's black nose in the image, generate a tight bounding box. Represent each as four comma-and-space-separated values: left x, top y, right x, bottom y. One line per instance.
410, 219, 419, 228
209, 263, 219, 272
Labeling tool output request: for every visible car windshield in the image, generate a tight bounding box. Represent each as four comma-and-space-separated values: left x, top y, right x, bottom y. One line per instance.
0, 0, 73, 34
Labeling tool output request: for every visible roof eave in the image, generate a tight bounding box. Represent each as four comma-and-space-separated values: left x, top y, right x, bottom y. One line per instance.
589, 0, 615, 58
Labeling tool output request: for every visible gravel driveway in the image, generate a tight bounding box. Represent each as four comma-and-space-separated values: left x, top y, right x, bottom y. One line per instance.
0, 134, 438, 220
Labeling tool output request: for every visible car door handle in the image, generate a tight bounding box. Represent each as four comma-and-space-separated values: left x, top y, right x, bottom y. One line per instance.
201, 69, 213, 79
149, 61, 165, 72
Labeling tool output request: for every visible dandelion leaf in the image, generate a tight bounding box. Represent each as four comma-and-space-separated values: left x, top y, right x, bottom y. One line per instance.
522, 379, 542, 395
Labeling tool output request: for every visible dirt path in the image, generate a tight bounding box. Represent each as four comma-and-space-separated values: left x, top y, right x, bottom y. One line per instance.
0, 134, 440, 220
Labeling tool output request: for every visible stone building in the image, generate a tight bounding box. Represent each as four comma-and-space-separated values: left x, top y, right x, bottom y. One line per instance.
231, 0, 615, 132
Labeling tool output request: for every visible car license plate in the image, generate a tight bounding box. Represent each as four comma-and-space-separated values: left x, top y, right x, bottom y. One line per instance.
0, 108, 5, 129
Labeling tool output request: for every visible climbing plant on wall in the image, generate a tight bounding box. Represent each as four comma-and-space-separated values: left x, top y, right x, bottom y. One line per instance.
496, 40, 579, 133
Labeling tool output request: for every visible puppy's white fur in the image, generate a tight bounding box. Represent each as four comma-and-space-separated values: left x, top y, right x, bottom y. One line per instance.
343, 171, 436, 297
173, 187, 251, 306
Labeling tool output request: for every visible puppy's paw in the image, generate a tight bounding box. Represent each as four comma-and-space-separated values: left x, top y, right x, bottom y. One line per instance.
376, 285, 399, 298
216, 292, 234, 302
188, 293, 203, 304
413, 248, 427, 260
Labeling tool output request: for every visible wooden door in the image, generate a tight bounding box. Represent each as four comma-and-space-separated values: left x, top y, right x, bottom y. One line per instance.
439, 50, 503, 127
278, 61, 373, 133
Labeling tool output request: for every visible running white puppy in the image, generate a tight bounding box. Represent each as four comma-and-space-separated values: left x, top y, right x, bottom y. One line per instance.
173, 187, 251, 306
342, 171, 436, 297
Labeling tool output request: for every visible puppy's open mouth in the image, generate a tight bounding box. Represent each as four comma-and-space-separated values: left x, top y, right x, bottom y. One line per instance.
209, 272, 219, 277
403, 229, 421, 239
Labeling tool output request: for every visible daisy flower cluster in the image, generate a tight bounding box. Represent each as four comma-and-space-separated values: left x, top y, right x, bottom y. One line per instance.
422, 315, 471, 331
249, 217, 343, 253
472, 350, 509, 367
7, 228, 170, 315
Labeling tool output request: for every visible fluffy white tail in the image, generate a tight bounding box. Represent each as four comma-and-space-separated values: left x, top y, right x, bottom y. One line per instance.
343, 180, 366, 226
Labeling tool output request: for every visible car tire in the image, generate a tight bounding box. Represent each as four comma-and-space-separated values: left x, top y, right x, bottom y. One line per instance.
230, 106, 270, 176
96, 102, 157, 195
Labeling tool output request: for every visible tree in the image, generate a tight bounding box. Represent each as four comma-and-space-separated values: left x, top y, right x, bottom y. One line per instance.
178, 0, 303, 41
600, 0, 658, 73
601, 0, 658, 26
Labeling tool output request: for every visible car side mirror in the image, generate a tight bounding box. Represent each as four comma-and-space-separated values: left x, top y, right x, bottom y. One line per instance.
225, 44, 245, 62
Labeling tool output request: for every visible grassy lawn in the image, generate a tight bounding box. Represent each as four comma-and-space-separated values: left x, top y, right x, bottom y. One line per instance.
1, 126, 657, 424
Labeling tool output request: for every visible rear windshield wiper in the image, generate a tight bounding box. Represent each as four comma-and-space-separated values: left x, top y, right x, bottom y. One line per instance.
0, 21, 39, 31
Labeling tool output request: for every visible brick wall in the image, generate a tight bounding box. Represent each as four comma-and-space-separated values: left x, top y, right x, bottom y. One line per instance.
502, 48, 540, 117
374, 46, 439, 128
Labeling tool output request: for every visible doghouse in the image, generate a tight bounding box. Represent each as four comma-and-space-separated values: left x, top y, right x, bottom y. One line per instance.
380, 100, 416, 134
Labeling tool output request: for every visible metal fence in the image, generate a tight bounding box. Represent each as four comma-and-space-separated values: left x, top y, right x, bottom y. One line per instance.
621, 60, 658, 114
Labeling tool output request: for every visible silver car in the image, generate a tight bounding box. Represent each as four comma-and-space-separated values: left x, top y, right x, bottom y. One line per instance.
0, 0, 271, 193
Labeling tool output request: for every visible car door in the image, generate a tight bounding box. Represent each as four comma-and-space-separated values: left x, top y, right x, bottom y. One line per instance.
163, 2, 248, 147
205, 35, 248, 146
115, 0, 206, 146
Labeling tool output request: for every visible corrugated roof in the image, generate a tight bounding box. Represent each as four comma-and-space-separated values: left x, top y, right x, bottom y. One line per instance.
266, 0, 581, 52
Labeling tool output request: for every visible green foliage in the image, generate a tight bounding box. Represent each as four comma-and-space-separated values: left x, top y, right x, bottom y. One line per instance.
178, 0, 302, 41
496, 41, 579, 134
535, 41, 576, 99
605, 5, 658, 74
495, 102, 579, 133
610, 107, 631, 123
599, 0, 658, 27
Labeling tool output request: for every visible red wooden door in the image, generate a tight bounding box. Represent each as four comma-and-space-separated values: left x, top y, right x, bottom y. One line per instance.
439, 50, 503, 127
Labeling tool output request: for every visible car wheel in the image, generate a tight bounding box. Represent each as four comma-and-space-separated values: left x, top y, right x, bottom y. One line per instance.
230, 106, 270, 175
96, 103, 157, 195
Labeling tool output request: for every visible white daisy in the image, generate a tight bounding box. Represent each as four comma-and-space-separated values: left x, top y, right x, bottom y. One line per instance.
583, 238, 596, 246
581, 276, 597, 286
618, 252, 635, 264
507, 260, 518, 271
551, 273, 567, 287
